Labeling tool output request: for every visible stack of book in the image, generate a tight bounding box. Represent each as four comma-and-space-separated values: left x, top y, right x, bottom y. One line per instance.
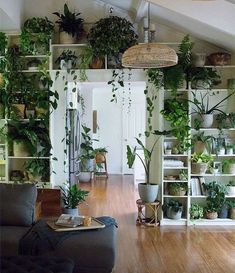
190, 177, 206, 196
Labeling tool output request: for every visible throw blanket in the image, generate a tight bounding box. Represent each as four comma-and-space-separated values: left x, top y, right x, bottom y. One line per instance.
19, 216, 117, 255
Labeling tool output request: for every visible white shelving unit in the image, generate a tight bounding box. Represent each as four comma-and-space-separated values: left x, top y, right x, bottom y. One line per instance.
160, 61, 235, 226
0, 33, 52, 187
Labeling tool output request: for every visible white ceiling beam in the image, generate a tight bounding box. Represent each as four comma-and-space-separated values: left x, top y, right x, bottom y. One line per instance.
135, 0, 148, 23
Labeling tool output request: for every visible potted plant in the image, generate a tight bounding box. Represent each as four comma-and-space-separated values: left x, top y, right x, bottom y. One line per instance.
55, 50, 77, 70
60, 183, 89, 216
191, 152, 213, 174
53, 3, 84, 44
226, 180, 235, 195
87, 16, 138, 68
179, 170, 188, 181
204, 181, 227, 219
168, 182, 187, 196
24, 159, 50, 182
192, 132, 214, 154
191, 67, 221, 89
226, 143, 234, 155
20, 17, 54, 54
78, 125, 95, 183
127, 136, 160, 202
222, 159, 235, 174
227, 200, 235, 219
0, 32, 7, 56
162, 199, 183, 220
190, 90, 235, 128
190, 204, 204, 219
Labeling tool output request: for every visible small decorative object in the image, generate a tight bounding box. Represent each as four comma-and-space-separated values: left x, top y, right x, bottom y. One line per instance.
227, 78, 235, 89
208, 52, 231, 66
83, 216, 92, 226
213, 162, 222, 174
194, 53, 206, 67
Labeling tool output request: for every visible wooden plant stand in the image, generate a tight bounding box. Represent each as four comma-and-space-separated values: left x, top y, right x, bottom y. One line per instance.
136, 199, 160, 227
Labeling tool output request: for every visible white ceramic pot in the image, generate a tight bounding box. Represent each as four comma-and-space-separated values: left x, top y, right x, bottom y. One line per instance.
60, 32, 76, 44
228, 164, 235, 174
200, 114, 214, 128
78, 172, 92, 183
226, 148, 233, 155
227, 186, 235, 196
217, 148, 225, 155
60, 59, 72, 70
138, 183, 159, 203
165, 149, 172, 155
166, 207, 183, 220
62, 207, 79, 216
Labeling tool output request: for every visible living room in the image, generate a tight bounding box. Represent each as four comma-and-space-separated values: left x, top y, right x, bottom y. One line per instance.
1, 0, 235, 273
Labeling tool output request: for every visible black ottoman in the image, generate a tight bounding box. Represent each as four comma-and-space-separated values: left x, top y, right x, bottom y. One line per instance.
0, 256, 74, 273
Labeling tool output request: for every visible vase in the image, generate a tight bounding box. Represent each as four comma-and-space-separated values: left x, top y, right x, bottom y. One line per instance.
60, 59, 72, 70
138, 183, 159, 203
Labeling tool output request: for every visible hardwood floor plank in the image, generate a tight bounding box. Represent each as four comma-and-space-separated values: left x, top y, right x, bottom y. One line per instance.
79, 175, 235, 273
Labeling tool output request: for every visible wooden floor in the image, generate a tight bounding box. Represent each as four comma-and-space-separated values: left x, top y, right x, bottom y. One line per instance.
79, 175, 235, 273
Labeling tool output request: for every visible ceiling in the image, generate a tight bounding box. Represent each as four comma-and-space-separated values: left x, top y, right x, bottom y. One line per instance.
0, 0, 235, 51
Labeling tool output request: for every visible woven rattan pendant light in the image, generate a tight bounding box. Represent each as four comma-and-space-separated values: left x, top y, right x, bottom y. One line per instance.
122, 1, 178, 68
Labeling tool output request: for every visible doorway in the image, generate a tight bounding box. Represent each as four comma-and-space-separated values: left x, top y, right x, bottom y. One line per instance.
92, 82, 146, 174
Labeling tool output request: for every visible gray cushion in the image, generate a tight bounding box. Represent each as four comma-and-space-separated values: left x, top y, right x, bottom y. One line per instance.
0, 226, 30, 256
46, 225, 117, 273
0, 183, 37, 226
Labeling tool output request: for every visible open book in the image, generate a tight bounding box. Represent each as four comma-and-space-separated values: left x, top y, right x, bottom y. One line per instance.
55, 214, 85, 228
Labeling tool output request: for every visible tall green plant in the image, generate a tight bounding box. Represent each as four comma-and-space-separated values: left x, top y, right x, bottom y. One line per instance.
53, 3, 84, 39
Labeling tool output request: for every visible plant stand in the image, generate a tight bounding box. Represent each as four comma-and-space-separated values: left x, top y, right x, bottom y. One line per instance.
136, 199, 160, 227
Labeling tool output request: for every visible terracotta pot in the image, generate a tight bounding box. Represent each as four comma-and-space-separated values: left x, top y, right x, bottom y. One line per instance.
89, 57, 104, 69
191, 163, 208, 174
206, 211, 218, 219
230, 208, 235, 219
11, 104, 25, 119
